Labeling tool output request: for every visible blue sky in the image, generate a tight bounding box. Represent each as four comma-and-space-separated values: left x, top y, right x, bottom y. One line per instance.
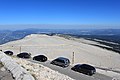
0, 0, 120, 30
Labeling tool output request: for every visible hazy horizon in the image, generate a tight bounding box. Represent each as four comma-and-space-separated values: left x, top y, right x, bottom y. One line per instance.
0, 24, 120, 30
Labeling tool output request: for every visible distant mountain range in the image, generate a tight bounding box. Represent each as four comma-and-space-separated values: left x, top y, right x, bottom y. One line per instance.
0, 29, 120, 45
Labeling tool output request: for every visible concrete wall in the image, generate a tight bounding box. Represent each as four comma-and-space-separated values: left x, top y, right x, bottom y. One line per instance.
0, 52, 35, 80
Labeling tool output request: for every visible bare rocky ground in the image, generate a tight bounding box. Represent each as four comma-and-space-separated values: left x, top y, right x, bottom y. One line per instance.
12, 57, 74, 80
1, 34, 120, 80
0, 53, 74, 80
0, 63, 14, 80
